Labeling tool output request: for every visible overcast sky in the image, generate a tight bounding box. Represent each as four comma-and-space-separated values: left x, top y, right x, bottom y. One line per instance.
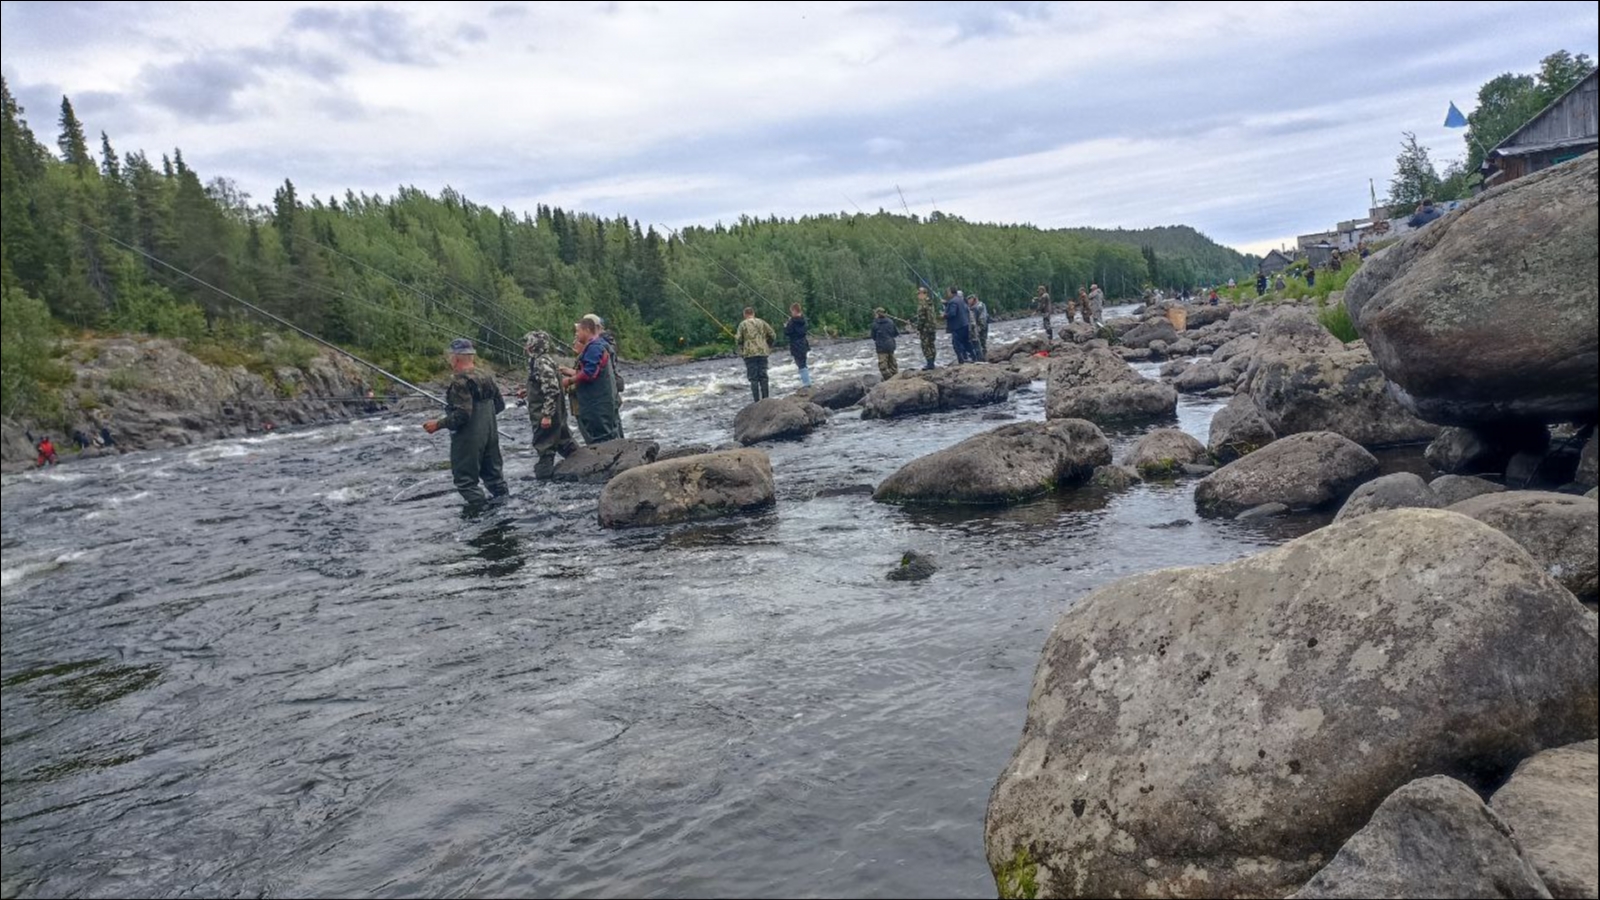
2, 1, 1595, 255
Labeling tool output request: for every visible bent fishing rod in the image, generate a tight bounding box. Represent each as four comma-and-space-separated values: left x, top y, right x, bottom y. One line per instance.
82, 223, 517, 443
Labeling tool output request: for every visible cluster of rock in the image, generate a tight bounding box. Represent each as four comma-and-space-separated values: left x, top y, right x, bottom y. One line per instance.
986, 152, 1600, 899
859, 366, 1031, 420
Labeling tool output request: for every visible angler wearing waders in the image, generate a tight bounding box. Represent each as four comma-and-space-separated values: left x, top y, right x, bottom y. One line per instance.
1034, 285, 1053, 338
522, 330, 579, 479
914, 286, 939, 369
784, 304, 811, 388
423, 339, 509, 505
563, 316, 624, 444
735, 307, 778, 402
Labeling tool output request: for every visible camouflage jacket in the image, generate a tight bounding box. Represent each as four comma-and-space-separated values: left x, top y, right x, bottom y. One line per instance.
438, 369, 505, 431
735, 317, 777, 358
914, 296, 939, 335
527, 354, 563, 419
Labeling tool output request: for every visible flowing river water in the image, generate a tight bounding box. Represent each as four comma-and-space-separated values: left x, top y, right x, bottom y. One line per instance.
3, 311, 1334, 899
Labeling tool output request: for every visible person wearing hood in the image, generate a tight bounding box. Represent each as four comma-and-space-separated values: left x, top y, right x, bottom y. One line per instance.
522, 330, 580, 479
870, 307, 900, 380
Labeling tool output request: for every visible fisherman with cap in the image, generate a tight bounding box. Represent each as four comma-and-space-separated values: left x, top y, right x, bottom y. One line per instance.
423, 338, 509, 506
735, 306, 777, 402
563, 315, 624, 444
523, 330, 580, 479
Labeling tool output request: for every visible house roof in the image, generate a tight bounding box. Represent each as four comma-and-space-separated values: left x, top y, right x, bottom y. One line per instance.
1490, 69, 1598, 155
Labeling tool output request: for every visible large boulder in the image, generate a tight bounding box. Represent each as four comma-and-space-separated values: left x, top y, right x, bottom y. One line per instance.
1292, 776, 1551, 900
1345, 152, 1600, 427
551, 439, 660, 484
1333, 471, 1439, 522
873, 420, 1110, 506
1121, 320, 1180, 349
597, 449, 775, 528
1208, 393, 1278, 463
1248, 345, 1442, 447
1045, 346, 1178, 425
1491, 741, 1599, 900
860, 368, 1025, 420
1447, 491, 1600, 603
985, 509, 1599, 900
860, 377, 941, 420
1426, 423, 1552, 475
1247, 307, 1345, 370
1195, 431, 1379, 517
1173, 361, 1224, 394
732, 397, 828, 446
1121, 428, 1209, 477
794, 376, 877, 410
988, 335, 1052, 363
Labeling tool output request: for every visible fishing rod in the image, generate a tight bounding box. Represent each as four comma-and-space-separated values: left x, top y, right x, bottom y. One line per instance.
663, 274, 738, 340
82, 223, 517, 443
657, 223, 792, 321
841, 193, 938, 295
295, 233, 526, 354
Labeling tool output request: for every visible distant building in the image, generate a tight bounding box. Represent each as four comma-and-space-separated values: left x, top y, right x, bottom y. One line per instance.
1305, 242, 1338, 269
1259, 249, 1294, 275
1483, 69, 1598, 187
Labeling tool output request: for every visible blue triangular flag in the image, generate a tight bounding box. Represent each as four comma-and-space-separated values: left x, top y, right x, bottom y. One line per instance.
1444, 101, 1468, 128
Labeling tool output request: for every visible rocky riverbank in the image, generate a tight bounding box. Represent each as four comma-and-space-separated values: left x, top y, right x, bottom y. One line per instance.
980, 151, 1599, 898
1, 335, 415, 472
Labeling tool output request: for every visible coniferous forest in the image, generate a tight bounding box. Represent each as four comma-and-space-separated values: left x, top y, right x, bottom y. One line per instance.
1, 78, 1256, 417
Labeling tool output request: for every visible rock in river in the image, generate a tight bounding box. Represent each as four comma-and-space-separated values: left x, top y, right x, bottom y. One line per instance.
985, 509, 1599, 899
732, 397, 828, 446
552, 439, 660, 484
598, 449, 775, 528
1045, 345, 1177, 425
1120, 428, 1209, 477
874, 419, 1110, 506
1447, 490, 1600, 603
1194, 430, 1379, 518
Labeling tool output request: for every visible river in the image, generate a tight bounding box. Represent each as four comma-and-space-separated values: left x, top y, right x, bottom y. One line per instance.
1, 312, 1327, 899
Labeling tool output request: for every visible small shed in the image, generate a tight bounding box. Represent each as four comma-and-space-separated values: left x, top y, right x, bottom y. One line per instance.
1304, 243, 1338, 270
1484, 69, 1598, 186
1259, 249, 1294, 276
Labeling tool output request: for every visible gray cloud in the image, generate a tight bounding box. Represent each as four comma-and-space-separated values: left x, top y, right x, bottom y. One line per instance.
488, 4, 528, 19
290, 5, 435, 66
456, 23, 488, 44
140, 56, 261, 122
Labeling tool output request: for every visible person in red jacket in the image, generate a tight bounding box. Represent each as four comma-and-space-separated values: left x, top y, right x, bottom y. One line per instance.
35, 436, 59, 467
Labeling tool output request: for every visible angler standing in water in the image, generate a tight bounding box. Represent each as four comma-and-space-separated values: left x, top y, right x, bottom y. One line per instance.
564, 316, 625, 444
423, 339, 509, 506
914, 286, 939, 369
784, 304, 812, 389
1033, 285, 1053, 338
523, 330, 580, 479
735, 306, 778, 402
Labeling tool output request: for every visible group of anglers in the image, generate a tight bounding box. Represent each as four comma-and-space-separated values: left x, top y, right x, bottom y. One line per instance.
426, 282, 1110, 506
421, 313, 625, 505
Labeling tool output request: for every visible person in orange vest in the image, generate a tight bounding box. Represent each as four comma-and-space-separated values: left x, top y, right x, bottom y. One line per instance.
35, 436, 59, 467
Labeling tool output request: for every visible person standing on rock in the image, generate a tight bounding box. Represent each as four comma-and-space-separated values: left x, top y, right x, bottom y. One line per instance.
968, 292, 990, 358
1077, 287, 1091, 324
564, 317, 625, 444
784, 303, 812, 389
1033, 284, 1053, 338
914, 285, 940, 370
945, 287, 974, 363
871, 307, 900, 380
522, 330, 580, 479
1087, 283, 1105, 326
422, 339, 509, 506
735, 306, 777, 402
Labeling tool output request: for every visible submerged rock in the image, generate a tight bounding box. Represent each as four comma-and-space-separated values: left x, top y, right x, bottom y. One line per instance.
598, 449, 775, 528
984, 509, 1598, 899
1089, 464, 1142, 490
874, 419, 1110, 506
1195, 431, 1379, 518
1292, 776, 1551, 900
886, 550, 938, 582
1345, 152, 1599, 427
1121, 428, 1209, 477
552, 439, 660, 484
